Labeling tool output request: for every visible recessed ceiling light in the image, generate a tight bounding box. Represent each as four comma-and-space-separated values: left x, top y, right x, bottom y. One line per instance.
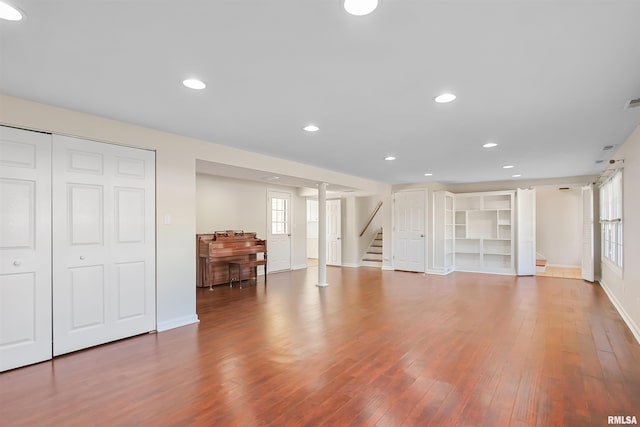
483, 142, 498, 148
303, 124, 319, 132
502, 165, 515, 169
0, 1, 23, 21
182, 79, 206, 90
423, 173, 433, 176
512, 174, 522, 178
434, 93, 456, 103
384, 156, 396, 161
343, 0, 379, 16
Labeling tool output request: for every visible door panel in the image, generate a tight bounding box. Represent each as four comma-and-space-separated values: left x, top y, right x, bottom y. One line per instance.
53, 135, 156, 356
0, 126, 52, 372
69, 266, 105, 331
394, 190, 425, 272
582, 185, 595, 282
516, 188, 536, 275
327, 199, 341, 266
267, 191, 291, 272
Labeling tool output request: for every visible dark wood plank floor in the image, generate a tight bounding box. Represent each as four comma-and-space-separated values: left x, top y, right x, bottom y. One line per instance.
2, 268, 639, 426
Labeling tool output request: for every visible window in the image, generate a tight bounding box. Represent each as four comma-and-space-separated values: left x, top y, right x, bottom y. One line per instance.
271, 197, 289, 235
599, 169, 623, 271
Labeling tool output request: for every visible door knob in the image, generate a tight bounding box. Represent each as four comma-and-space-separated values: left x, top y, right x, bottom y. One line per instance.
420, 234, 424, 238
80, 255, 86, 260
13, 260, 21, 266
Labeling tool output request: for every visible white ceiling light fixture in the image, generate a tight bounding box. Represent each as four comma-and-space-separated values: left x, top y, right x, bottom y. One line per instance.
384, 156, 396, 161
423, 173, 433, 176
182, 78, 206, 90
502, 165, 515, 169
343, 0, 379, 16
483, 142, 498, 148
434, 93, 456, 103
303, 124, 319, 132
0, 1, 23, 21
512, 174, 522, 178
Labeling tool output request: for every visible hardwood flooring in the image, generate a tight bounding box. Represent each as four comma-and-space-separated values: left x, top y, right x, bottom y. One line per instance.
536, 266, 582, 279
2, 268, 639, 426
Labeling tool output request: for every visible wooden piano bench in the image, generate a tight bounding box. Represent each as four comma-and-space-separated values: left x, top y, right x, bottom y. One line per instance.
228, 259, 267, 288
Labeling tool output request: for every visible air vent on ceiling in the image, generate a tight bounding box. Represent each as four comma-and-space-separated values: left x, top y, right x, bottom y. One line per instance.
603, 145, 615, 151
595, 160, 604, 164
626, 97, 640, 109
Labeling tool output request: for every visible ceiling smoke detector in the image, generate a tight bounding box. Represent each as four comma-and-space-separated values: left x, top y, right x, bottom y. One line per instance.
625, 97, 640, 109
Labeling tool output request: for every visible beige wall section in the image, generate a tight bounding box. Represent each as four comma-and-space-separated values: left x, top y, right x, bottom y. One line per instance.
535, 187, 582, 267
197, 174, 267, 234
0, 94, 387, 330
600, 125, 640, 343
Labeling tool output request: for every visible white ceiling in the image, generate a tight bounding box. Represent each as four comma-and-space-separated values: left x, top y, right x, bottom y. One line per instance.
1, 0, 639, 185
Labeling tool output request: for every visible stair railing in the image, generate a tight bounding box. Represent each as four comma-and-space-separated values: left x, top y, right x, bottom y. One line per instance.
359, 200, 383, 237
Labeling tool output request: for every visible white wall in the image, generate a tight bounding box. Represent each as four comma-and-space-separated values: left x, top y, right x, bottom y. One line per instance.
197, 174, 266, 234
535, 187, 582, 267
600, 125, 640, 343
0, 94, 388, 331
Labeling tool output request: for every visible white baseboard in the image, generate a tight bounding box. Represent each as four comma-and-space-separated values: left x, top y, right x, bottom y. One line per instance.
341, 263, 359, 268
599, 279, 640, 344
382, 266, 394, 271
426, 268, 454, 276
157, 314, 199, 332
291, 264, 307, 271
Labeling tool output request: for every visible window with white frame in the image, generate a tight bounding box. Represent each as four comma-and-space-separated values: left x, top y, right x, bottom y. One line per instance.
599, 169, 623, 270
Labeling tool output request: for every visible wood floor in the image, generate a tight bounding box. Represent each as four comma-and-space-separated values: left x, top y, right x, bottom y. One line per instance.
536, 266, 582, 279
2, 268, 639, 426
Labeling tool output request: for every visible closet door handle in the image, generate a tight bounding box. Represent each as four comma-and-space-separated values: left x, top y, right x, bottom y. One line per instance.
13, 260, 21, 266
79, 255, 86, 260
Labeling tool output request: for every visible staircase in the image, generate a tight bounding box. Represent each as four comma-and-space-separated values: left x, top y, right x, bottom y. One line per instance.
361, 228, 383, 268
536, 252, 547, 273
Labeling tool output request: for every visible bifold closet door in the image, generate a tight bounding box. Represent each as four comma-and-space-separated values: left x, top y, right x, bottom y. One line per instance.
52, 135, 156, 356
0, 126, 52, 372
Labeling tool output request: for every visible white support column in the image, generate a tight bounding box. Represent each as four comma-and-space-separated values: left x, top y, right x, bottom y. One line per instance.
317, 182, 329, 287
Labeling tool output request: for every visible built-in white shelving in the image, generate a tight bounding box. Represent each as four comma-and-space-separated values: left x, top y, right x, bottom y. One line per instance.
453, 191, 515, 274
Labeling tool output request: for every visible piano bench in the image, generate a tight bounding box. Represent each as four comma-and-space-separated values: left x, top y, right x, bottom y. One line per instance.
228, 260, 267, 287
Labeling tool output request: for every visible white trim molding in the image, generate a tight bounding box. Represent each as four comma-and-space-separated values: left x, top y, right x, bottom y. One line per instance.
599, 279, 640, 344
157, 314, 200, 332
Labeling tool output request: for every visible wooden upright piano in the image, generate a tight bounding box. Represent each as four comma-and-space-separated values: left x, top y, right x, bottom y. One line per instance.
196, 231, 267, 287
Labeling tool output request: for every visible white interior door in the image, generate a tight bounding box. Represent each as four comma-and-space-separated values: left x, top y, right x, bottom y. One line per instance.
582, 184, 595, 282
516, 188, 536, 275
0, 126, 52, 372
52, 135, 156, 356
326, 199, 341, 266
267, 191, 291, 272
394, 190, 425, 272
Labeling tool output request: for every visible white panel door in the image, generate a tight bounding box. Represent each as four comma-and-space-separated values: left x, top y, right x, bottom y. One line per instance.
52, 135, 156, 356
516, 188, 536, 275
0, 126, 52, 372
582, 184, 595, 282
394, 190, 425, 272
267, 191, 291, 272
326, 199, 342, 266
